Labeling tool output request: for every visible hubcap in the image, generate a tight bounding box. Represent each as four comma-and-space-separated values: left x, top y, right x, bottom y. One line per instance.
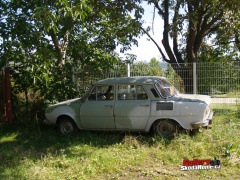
158, 121, 175, 136
61, 121, 73, 134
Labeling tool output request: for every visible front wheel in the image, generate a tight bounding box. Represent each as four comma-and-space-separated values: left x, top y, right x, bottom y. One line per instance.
57, 116, 78, 135
154, 120, 179, 138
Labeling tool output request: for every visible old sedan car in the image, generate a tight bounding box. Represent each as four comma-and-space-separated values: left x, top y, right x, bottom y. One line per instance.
44, 76, 213, 137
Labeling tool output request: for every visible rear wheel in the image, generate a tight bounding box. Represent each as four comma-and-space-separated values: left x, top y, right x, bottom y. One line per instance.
154, 120, 179, 138
57, 116, 78, 135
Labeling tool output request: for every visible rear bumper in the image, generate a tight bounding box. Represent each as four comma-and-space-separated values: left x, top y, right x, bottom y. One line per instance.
191, 111, 214, 129
43, 119, 55, 125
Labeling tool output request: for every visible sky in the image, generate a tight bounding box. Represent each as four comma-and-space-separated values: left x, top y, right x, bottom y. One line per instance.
117, 3, 164, 62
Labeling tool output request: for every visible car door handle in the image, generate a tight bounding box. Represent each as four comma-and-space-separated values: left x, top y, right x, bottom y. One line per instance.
139, 104, 150, 107
104, 105, 113, 107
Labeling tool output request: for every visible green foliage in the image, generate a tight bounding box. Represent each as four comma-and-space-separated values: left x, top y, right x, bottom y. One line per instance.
197, 43, 239, 95
144, 0, 240, 64
0, 0, 145, 122
164, 63, 185, 92
129, 58, 165, 77
142, 0, 240, 93
0, 104, 240, 179
198, 42, 239, 63
148, 58, 163, 76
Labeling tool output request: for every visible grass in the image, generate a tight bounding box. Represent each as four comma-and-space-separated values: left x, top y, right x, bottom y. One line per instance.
0, 104, 240, 179
210, 91, 240, 98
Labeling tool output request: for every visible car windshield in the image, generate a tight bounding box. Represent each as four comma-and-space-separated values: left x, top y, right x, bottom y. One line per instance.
155, 79, 179, 98
80, 86, 92, 101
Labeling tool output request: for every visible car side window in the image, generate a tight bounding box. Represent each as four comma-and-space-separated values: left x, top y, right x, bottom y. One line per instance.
117, 85, 148, 100
136, 85, 148, 100
88, 85, 114, 101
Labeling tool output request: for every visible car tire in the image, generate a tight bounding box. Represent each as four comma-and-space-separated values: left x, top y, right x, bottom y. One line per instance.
57, 116, 78, 135
154, 120, 179, 138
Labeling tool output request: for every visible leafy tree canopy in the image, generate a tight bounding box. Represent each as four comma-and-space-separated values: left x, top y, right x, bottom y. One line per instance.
143, 0, 239, 64
0, 0, 144, 67
142, 0, 240, 92
0, 0, 145, 103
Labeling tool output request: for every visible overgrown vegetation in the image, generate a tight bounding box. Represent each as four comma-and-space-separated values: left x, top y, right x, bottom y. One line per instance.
1, 0, 239, 117
0, 1, 239, 177
0, 104, 239, 179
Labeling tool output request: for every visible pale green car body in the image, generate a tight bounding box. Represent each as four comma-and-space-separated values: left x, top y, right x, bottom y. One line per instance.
45, 76, 213, 135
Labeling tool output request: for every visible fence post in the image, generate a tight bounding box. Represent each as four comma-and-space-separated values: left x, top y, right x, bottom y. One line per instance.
72, 66, 75, 83
127, 63, 130, 77
1, 67, 13, 124
193, 62, 197, 94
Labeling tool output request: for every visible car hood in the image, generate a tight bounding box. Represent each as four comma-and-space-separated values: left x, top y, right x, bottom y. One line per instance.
48, 98, 83, 107
173, 94, 211, 105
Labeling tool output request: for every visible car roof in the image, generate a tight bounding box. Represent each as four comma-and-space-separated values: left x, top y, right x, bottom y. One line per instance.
93, 76, 165, 85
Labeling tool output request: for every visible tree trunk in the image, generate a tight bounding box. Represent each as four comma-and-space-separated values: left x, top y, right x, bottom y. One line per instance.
171, 63, 194, 94
146, 0, 224, 94
49, 29, 69, 66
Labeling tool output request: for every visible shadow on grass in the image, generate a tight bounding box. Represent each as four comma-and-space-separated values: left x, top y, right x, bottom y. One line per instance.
0, 123, 124, 149
0, 122, 188, 179
0, 122, 178, 152
0, 123, 125, 178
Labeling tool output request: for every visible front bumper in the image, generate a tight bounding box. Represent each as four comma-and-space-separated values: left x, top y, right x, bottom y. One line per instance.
191, 111, 214, 129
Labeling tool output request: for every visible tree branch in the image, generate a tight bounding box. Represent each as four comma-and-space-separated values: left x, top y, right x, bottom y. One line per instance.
49, 29, 63, 66
61, 30, 69, 64
186, 1, 197, 63
140, 26, 169, 62
194, 10, 223, 54
152, 0, 165, 18
211, 40, 240, 47
235, 30, 240, 51
172, 0, 184, 63
152, 7, 155, 34
162, 0, 177, 63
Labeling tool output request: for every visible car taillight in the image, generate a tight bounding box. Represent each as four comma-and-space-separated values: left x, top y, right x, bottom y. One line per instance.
205, 107, 209, 116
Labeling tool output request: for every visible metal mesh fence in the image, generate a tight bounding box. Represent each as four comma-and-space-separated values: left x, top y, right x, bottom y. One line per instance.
73, 64, 127, 94
197, 62, 240, 96
197, 62, 240, 104
73, 61, 240, 103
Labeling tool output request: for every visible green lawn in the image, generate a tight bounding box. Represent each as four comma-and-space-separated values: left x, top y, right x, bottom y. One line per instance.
0, 104, 240, 179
